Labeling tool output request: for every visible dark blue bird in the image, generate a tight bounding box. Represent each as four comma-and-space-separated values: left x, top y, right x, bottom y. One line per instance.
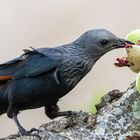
0, 29, 133, 136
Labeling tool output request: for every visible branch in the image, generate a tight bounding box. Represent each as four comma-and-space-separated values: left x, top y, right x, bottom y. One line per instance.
1, 83, 140, 140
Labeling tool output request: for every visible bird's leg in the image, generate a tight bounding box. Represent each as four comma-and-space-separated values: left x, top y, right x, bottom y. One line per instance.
12, 113, 41, 139
7, 103, 40, 138
12, 113, 30, 136
7, 102, 29, 136
45, 105, 72, 119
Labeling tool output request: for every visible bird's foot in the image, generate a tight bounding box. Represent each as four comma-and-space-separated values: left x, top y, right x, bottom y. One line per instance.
18, 128, 31, 136
51, 110, 78, 118
29, 128, 41, 133
12, 113, 41, 139
64, 111, 81, 118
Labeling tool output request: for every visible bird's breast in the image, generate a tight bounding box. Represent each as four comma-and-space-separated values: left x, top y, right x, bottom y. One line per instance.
59, 59, 92, 89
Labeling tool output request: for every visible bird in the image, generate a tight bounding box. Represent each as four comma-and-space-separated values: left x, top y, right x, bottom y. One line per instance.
0, 29, 132, 136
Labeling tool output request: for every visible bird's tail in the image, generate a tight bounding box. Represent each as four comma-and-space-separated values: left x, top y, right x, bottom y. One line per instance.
0, 89, 8, 115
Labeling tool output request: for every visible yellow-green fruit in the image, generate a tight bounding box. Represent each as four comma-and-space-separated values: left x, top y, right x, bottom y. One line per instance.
126, 45, 140, 73
126, 29, 140, 44
136, 71, 140, 93
126, 30, 140, 93
125, 29, 140, 73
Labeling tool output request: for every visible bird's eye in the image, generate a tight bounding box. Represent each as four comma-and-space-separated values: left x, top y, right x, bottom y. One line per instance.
100, 39, 108, 46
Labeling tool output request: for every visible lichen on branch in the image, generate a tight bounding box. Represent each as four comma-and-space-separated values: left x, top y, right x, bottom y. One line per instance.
1, 84, 140, 140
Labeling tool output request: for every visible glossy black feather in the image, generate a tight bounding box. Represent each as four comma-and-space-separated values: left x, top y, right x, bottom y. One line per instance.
0, 56, 23, 76
14, 53, 59, 79
0, 48, 62, 79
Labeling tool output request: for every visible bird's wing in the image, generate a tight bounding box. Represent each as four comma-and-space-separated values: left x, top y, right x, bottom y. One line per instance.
0, 56, 24, 76
0, 48, 62, 84
15, 52, 59, 78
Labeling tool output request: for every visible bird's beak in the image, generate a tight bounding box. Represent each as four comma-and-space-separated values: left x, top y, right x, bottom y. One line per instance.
113, 38, 134, 48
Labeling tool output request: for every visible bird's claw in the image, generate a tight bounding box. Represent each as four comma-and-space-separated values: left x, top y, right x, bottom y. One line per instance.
65, 111, 80, 118
64, 111, 73, 118
18, 128, 29, 136
29, 128, 41, 133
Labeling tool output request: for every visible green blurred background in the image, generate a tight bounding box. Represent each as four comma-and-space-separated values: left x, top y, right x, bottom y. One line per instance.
0, 0, 139, 137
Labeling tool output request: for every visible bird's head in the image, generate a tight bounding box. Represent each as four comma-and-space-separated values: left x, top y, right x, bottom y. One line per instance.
74, 29, 134, 61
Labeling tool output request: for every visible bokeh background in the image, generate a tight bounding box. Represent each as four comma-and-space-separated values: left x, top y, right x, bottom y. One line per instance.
0, 0, 139, 137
